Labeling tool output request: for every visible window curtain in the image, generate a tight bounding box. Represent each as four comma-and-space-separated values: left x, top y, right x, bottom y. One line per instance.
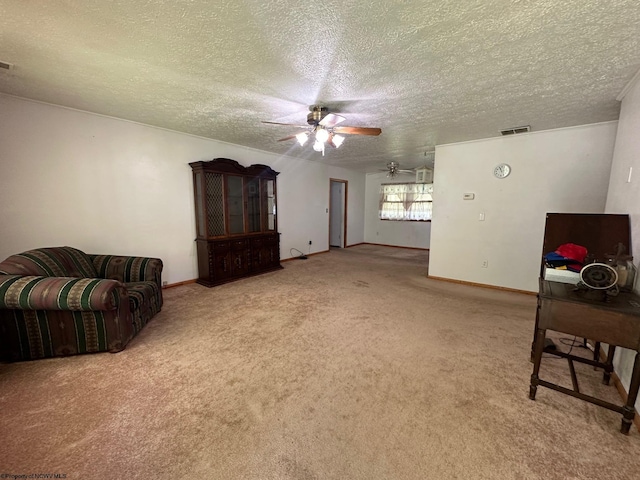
379, 183, 433, 221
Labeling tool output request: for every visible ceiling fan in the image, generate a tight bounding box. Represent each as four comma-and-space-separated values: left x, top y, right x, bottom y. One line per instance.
262, 105, 382, 155
382, 161, 415, 178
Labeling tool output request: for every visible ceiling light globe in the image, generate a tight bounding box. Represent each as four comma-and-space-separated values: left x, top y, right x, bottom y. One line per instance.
296, 132, 309, 146
332, 134, 345, 148
312, 141, 323, 152
315, 128, 330, 143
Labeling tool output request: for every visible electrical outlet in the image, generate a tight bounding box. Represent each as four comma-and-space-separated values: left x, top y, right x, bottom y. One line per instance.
309, 240, 312, 245
481, 260, 488, 268
162, 281, 168, 287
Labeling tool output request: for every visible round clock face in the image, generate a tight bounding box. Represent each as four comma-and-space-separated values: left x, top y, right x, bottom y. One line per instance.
494, 163, 511, 179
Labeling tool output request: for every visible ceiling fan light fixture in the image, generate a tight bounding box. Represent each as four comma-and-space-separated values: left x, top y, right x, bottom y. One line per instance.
386, 161, 399, 178
295, 132, 309, 146
262, 105, 381, 155
332, 134, 345, 148
315, 128, 330, 143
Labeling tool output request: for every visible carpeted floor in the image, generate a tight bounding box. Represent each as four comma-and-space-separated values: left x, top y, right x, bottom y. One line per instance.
1, 244, 639, 479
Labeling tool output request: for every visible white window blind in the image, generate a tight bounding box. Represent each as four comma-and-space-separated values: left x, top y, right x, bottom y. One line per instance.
379, 183, 433, 221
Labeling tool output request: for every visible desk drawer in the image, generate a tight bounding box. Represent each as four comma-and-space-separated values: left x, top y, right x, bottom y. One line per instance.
539, 297, 640, 350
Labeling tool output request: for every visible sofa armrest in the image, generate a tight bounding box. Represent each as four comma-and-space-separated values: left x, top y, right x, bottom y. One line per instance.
90, 255, 163, 287
0, 275, 125, 311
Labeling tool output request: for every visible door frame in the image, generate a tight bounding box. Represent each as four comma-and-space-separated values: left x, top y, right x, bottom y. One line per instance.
329, 178, 348, 248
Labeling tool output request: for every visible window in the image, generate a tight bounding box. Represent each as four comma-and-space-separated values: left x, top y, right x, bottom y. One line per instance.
379, 183, 433, 221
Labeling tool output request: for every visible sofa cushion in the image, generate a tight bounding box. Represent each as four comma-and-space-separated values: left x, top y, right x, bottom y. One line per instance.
125, 281, 162, 333
0, 275, 123, 311
0, 247, 98, 278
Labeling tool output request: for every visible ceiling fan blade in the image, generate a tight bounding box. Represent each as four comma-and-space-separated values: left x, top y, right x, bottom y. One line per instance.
333, 126, 381, 136
262, 121, 308, 128
319, 113, 346, 128
277, 134, 299, 142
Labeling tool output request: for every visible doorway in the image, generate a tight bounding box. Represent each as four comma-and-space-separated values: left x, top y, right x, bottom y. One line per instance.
329, 179, 347, 248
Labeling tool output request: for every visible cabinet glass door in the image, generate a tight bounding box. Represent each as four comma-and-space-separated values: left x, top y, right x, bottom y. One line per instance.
205, 173, 225, 236
265, 179, 276, 231
194, 172, 205, 237
247, 178, 261, 233
227, 175, 245, 234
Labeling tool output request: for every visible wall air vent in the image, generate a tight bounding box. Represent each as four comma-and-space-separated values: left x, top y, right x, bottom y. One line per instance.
0, 61, 14, 71
501, 125, 530, 136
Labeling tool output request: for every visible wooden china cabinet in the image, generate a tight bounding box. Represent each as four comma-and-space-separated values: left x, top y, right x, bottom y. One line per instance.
189, 158, 281, 287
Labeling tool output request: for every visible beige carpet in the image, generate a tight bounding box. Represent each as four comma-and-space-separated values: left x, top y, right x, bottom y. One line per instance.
1, 244, 639, 479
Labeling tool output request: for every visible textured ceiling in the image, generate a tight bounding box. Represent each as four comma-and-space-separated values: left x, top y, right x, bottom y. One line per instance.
1, 0, 639, 172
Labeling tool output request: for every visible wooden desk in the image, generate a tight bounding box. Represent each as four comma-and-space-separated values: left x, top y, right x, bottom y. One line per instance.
529, 280, 640, 434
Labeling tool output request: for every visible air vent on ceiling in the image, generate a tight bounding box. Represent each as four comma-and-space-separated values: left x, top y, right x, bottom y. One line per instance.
0, 61, 14, 71
501, 125, 530, 136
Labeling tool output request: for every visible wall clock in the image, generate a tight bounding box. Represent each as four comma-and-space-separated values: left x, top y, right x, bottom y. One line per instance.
493, 163, 511, 179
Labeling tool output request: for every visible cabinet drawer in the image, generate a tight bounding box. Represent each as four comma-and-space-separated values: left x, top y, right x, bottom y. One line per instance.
250, 237, 264, 248
211, 241, 230, 251
263, 234, 278, 245
231, 239, 248, 250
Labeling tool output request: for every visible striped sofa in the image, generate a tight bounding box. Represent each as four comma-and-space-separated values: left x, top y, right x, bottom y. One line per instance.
0, 246, 163, 361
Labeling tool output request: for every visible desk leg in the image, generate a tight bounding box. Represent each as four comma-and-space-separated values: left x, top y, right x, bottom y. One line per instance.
529, 328, 546, 400
603, 345, 616, 386
530, 296, 541, 362
621, 352, 640, 435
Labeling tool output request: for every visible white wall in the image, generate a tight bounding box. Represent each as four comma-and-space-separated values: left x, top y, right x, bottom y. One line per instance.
0, 94, 366, 284
604, 71, 640, 412
364, 172, 431, 249
429, 122, 618, 292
